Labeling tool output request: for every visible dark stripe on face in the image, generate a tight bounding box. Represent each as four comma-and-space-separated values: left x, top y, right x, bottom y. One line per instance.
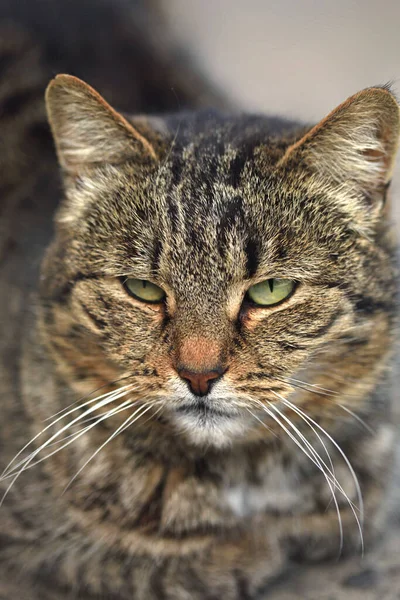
244, 237, 260, 278
54, 273, 101, 302
218, 196, 244, 250
353, 295, 391, 315
152, 238, 163, 274
229, 146, 253, 188
296, 310, 341, 339
239, 385, 285, 394
166, 194, 179, 234
78, 301, 107, 331
278, 341, 307, 351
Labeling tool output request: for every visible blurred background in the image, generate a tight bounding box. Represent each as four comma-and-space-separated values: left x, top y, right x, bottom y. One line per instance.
161, 0, 400, 224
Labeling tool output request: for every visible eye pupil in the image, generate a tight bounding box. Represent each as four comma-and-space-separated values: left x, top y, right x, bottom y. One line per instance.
122, 278, 165, 304
246, 278, 295, 307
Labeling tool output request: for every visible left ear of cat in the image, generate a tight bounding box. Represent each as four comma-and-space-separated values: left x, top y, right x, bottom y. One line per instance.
45, 74, 158, 172
278, 86, 400, 226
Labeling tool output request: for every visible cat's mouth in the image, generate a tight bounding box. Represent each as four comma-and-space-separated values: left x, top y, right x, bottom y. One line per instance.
170, 398, 251, 447
175, 400, 234, 419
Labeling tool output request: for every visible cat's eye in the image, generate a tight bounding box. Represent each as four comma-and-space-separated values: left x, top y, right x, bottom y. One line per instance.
123, 278, 166, 303
246, 278, 295, 307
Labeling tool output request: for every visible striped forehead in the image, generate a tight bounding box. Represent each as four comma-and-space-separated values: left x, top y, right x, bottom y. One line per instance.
153, 149, 262, 291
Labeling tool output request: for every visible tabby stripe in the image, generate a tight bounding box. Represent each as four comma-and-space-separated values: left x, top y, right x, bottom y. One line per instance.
132, 474, 165, 529
219, 195, 244, 234
296, 310, 341, 339
55, 273, 101, 302
170, 154, 184, 187
184, 565, 220, 600
166, 195, 180, 234
234, 569, 252, 600
229, 146, 253, 188
352, 295, 392, 315
78, 301, 107, 330
278, 341, 307, 351
239, 385, 285, 394
245, 237, 260, 278
152, 238, 163, 274
148, 560, 168, 600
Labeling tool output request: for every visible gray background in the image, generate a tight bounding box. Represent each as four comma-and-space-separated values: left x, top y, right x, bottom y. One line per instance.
162, 0, 400, 225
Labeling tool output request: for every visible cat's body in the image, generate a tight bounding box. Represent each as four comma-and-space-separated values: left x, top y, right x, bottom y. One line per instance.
0, 2, 400, 599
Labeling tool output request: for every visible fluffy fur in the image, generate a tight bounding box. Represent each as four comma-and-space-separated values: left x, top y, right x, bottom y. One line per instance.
0, 6, 399, 599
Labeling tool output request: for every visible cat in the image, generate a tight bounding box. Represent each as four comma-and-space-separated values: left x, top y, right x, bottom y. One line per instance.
0, 1, 399, 599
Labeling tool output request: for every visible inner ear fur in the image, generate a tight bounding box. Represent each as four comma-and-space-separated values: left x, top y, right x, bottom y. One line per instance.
45, 74, 157, 172
279, 87, 400, 198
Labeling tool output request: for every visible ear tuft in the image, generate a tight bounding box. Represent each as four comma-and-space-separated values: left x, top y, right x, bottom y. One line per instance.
45, 74, 157, 171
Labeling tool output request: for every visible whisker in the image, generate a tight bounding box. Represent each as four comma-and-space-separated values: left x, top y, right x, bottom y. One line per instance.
44, 374, 133, 421
332, 404, 374, 435
277, 395, 364, 554
274, 376, 374, 433
0, 387, 136, 502
252, 399, 348, 501
63, 402, 161, 493
244, 407, 278, 438
250, 398, 344, 550
2, 399, 140, 480
274, 377, 338, 396
2, 385, 135, 478
0, 399, 138, 494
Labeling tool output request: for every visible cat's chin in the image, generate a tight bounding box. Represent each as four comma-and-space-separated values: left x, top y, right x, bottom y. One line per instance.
171, 408, 252, 448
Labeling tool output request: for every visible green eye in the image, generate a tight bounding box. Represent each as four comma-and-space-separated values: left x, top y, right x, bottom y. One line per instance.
123, 278, 166, 303
247, 278, 295, 307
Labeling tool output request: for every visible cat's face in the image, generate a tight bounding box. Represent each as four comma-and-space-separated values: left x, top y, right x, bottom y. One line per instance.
40, 76, 399, 447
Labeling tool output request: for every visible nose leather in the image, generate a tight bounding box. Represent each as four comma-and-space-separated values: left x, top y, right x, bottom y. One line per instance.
177, 368, 224, 396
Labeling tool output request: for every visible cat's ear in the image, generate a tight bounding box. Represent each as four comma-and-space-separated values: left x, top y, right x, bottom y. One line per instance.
279, 87, 400, 215
45, 74, 157, 172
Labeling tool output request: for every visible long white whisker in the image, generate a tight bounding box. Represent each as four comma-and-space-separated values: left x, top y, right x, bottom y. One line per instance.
63, 402, 158, 493
0, 389, 135, 503
1, 385, 134, 478
2, 400, 139, 480
281, 376, 339, 396
44, 384, 136, 422
278, 376, 373, 433
335, 404, 374, 435
264, 399, 344, 552
250, 398, 344, 549
279, 396, 364, 553
44, 375, 133, 421
252, 399, 347, 499
244, 407, 279, 438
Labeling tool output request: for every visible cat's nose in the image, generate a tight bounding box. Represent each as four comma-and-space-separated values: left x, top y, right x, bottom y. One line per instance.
177, 367, 225, 396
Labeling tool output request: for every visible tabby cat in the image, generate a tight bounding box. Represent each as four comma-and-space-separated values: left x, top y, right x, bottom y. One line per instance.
0, 1, 399, 599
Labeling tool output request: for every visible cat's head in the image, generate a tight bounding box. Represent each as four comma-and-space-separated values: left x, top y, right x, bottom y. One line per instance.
40, 75, 399, 447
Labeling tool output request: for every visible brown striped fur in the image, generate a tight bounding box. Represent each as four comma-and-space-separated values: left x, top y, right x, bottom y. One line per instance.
0, 5, 400, 599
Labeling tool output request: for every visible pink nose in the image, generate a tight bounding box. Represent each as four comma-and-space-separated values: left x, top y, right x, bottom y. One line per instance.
177, 368, 224, 396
